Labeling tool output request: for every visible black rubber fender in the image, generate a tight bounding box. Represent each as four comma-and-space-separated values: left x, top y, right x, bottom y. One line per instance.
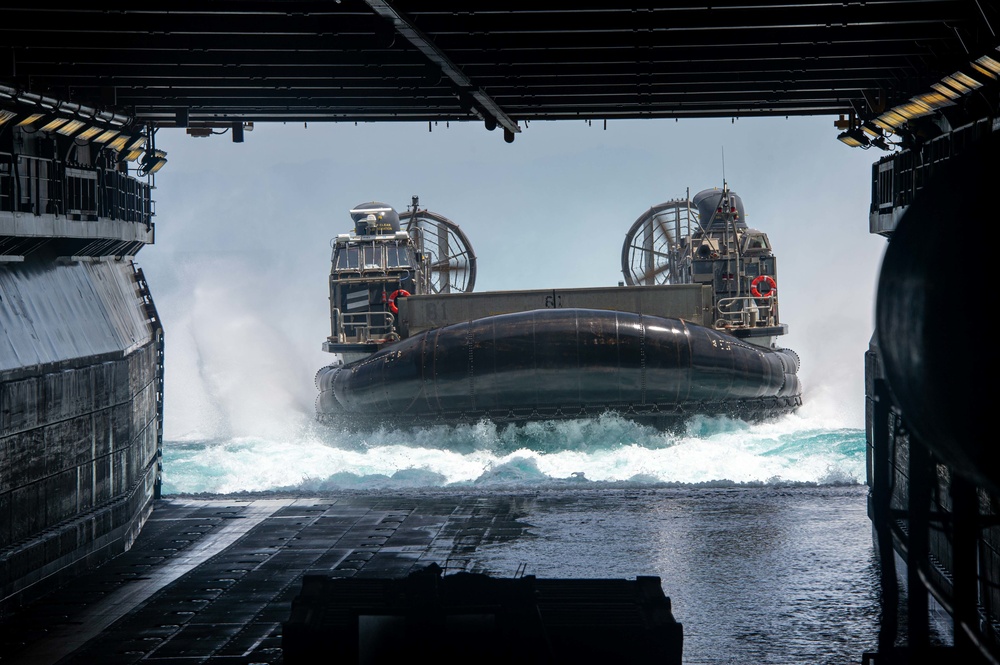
876, 131, 995, 494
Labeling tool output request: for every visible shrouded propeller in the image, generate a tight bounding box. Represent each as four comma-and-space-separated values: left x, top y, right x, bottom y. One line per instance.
621, 198, 701, 286
400, 207, 477, 294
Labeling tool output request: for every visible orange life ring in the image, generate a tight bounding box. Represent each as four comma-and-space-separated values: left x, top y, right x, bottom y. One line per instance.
388, 289, 410, 314
750, 275, 776, 298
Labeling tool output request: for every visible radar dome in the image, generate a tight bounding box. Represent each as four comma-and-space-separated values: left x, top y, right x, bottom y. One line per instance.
350, 201, 400, 235
692, 188, 747, 231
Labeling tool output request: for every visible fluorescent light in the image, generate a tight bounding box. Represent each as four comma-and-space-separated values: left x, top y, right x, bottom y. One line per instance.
911, 92, 954, 110
931, 82, 962, 99
55, 119, 86, 136
950, 71, 982, 90
16, 113, 44, 128
147, 159, 167, 174
874, 110, 908, 130
893, 99, 935, 120
891, 105, 922, 120
107, 135, 129, 151
39, 116, 68, 132
972, 63, 996, 80
941, 75, 972, 94
93, 128, 121, 144
838, 128, 869, 148
974, 55, 1000, 76
0, 109, 16, 126
872, 117, 896, 132
124, 132, 147, 150
861, 121, 883, 137
75, 126, 104, 141
139, 149, 168, 175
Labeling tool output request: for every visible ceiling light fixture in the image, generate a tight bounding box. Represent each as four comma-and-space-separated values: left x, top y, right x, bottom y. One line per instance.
973, 55, 1000, 78
941, 75, 973, 95
55, 119, 87, 136
107, 134, 129, 151
93, 128, 122, 144
124, 131, 147, 151
74, 125, 105, 142
38, 116, 69, 133
949, 71, 983, 90
121, 147, 144, 162
861, 121, 883, 137
838, 127, 870, 148
931, 82, 962, 100
873, 111, 908, 131
910, 92, 954, 110
139, 149, 168, 176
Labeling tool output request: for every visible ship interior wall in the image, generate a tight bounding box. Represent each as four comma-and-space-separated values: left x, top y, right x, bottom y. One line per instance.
0, 260, 161, 614
864, 118, 1000, 663
866, 346, 1000, 655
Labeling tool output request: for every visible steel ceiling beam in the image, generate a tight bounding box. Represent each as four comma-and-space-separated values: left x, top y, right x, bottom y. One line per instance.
364, 0, 520, 137
0, 24, 960, 52
0, 2, 994, 131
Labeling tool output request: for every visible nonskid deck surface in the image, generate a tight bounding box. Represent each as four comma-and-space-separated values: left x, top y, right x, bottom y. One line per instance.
0, 486, 880, 664
0, 494, 536, 664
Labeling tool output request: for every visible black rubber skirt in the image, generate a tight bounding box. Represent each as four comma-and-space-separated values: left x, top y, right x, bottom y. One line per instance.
316, 308, 801, 427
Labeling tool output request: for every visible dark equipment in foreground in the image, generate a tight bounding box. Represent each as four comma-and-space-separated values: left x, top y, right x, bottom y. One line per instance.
283, 564, 683, 664
864, 126, 1000, 663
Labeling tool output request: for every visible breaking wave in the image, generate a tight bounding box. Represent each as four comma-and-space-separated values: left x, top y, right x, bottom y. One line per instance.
161, 410, 866, 494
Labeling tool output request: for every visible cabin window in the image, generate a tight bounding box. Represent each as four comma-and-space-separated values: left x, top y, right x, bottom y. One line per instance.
335, 247, 360, 270
386, 245, 412, 267
362, 245, 381, 269
743, 234, 770, 253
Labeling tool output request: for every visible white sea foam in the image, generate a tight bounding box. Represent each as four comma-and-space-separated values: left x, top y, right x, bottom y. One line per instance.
161, 411, 866, 494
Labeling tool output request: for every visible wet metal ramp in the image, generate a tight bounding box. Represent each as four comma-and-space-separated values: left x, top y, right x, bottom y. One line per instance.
0, 494, 543, 664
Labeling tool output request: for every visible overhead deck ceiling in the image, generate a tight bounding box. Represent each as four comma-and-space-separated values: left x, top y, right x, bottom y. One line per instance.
1, 1, 998, 138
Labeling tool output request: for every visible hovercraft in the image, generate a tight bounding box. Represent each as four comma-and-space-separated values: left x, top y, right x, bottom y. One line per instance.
315, 187, 801, 429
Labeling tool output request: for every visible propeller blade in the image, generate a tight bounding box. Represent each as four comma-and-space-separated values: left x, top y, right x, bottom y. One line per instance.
640, 260, 673, 282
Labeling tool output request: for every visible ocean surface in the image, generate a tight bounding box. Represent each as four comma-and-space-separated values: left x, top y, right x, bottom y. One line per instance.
161, 409, 891, 664
162, 402, 867, 495
162, 412, 866, 494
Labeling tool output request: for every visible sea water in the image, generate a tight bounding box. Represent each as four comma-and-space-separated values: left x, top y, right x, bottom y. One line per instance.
161, 409, 882, 664
153, 250, 883, 663
161, 411, 866, 494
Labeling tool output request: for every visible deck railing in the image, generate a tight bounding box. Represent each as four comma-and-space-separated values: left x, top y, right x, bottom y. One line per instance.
0, 151, 152, 227
331, 309, 398, 344
870, 117, 995, 236
716, 295, 777, 329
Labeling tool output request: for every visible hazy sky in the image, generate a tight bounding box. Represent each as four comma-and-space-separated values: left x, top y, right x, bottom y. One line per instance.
141, 115, 887, 435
